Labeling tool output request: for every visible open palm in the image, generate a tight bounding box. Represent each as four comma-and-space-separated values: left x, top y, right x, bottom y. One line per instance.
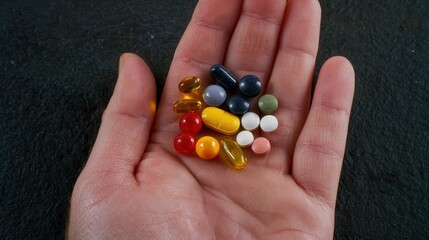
68, 0, 355, 239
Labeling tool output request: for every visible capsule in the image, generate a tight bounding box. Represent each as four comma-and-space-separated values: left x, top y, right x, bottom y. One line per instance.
173, 99, 202, 113
201, 107, 240, 135
178, 76, 201, 93
210, 64, 238, 90
220, 137, 247, 170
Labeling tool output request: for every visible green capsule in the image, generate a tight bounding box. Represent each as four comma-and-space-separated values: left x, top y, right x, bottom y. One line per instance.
173, 99, 202, 114
178, 76, 201, 93
219, 137, 247, 170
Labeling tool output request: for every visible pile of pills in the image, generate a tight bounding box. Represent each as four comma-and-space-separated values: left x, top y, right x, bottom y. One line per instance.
173, 64, 278, 170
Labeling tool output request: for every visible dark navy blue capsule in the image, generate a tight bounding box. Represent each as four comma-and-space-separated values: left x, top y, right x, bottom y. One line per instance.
239, 75, 262, 98
228, 95, 250, 115
210, 64, 238, 90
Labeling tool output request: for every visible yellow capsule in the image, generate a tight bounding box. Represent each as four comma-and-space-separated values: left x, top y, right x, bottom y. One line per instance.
201, 107, 240, 135
196, 136, 220, 160
219, 137, 247, 170
173, 99, 202, 114
178, 76, 201, 93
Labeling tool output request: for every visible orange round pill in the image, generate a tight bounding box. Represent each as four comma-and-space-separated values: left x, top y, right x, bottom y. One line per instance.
196, 136, 220, 160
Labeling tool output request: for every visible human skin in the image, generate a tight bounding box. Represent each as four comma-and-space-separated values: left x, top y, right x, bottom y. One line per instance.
68, 0, 355, 239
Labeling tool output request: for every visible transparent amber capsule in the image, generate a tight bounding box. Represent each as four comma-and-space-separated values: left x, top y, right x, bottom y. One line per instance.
219, 137, 247, 170
173, 99, 202, 113
178, 76, 201, 93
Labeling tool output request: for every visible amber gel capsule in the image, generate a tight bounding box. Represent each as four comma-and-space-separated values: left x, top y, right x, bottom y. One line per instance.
173, 99, 202, 113
219, 137, 247, 170
178, 76, 201, 93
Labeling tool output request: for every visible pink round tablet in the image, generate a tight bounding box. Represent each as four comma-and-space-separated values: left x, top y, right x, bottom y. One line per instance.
251, 137, 271, 154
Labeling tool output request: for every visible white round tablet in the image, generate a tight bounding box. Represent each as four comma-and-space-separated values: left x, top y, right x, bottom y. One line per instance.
241, 112, 260, 131
236, 131, 254, 148
260, 115, 278, 132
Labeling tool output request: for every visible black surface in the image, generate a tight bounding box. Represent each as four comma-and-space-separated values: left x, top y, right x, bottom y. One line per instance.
0, 0, 428, 239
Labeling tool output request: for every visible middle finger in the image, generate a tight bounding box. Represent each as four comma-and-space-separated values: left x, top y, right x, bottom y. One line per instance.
224, 0, 287, 79
223, 0, 288, 170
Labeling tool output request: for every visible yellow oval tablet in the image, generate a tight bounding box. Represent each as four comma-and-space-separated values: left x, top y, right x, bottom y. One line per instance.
201, 107, 240, 135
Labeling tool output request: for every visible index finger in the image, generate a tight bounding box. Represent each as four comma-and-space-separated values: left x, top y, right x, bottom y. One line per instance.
154, 0, 243, 130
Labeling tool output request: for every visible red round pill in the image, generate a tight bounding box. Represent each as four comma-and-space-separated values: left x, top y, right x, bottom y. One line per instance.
174, 132, 196, 155
179, 112, 203, 135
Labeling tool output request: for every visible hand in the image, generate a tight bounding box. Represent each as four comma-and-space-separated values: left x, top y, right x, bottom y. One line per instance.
68, 0, 355, 239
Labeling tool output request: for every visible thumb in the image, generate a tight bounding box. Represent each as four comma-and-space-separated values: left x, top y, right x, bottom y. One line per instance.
83, 53, 157, 182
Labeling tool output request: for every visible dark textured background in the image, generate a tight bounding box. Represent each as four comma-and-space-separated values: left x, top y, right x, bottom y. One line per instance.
0, 0, 428, 239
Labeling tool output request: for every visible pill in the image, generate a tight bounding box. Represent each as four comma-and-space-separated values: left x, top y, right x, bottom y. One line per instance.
251, 137, 271, 155
241, 112, 260, 131
179, 112, 202, 135
260, 115, 279, 132
202, 85, 227, 106
210, 64, 238, 90
196, 136, 220, 160
239, 75, 262, 98
228, 94, 250, 115
258, 94, 279, 114
174, 132, 196, 155
178, 76, 201, 93
219, 137, 247, 170
173, 99, 202, 113
236, 131, 254, 148
201, 107, 240, 135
